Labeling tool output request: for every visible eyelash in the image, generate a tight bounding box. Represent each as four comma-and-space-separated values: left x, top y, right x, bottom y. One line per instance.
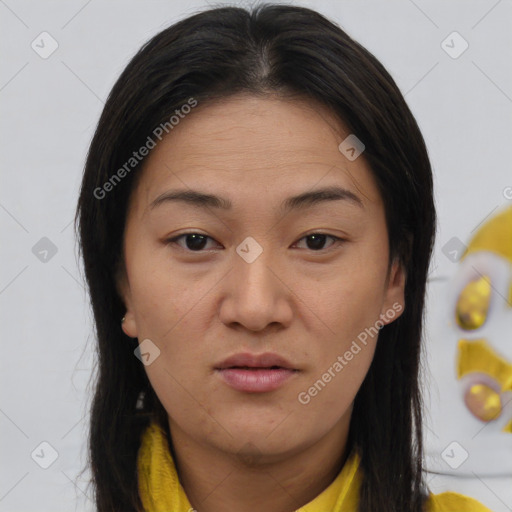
166, 232, 345, 253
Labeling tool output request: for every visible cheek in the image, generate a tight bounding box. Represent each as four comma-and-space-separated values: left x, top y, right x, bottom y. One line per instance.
292, 264, 384, 406
294, 341, 376, 443
145, 364, 217, 437
127, 249, 208, 336
299, 266, 385, 346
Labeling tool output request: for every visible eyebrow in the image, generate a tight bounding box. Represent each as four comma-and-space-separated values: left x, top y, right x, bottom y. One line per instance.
149, 185, 364, 213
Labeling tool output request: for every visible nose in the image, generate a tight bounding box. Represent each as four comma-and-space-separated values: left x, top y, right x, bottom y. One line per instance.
218, 248, 293, 333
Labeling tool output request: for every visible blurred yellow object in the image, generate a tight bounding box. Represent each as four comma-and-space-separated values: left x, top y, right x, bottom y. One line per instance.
455, 275, 492, 330
461, 205, 512, 262
464, 383, 502, 422
457, 338, 512, 432
455, 206, 512, 432
457, 338, 512, 393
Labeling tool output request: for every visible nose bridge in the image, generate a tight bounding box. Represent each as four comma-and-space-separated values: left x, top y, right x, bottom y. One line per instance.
220, 239, 292, 330
234, 243, 278, 304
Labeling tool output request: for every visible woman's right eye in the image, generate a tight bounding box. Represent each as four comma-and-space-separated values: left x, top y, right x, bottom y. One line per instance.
166, 233, 221, 252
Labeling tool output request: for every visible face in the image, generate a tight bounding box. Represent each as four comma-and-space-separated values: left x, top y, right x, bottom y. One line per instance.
119, 94, 405, 461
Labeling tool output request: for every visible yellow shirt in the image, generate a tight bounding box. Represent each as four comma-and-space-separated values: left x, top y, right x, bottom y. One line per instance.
137, 421, 492, 512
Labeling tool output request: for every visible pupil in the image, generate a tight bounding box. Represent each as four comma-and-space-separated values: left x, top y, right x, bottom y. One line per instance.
307, 234, 326, 250
186, 234, 207, 251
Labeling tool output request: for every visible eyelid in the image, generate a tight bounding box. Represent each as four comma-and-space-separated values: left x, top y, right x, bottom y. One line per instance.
166, 231, 345, 253
166, 232, 221, 251
292, 233, 344, 251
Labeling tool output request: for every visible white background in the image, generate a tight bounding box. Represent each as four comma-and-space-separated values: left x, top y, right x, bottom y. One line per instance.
1, 0, 511, 510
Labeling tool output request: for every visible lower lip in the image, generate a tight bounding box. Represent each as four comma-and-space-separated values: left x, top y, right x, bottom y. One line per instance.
216, 368, 297, 393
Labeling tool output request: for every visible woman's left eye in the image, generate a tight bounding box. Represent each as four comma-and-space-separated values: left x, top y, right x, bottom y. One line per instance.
166, 232, 343, 252
294, 233, 343, 251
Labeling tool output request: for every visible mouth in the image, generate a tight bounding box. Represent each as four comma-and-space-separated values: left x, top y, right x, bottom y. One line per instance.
214, 353, 299, 393
223, 365, 289, 370
215, 352, 297, 370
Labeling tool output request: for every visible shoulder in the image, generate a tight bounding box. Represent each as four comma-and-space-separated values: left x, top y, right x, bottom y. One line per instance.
426, 491, 493, 512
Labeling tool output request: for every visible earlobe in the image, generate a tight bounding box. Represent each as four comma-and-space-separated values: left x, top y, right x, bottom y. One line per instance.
380, 259, 406, 324
121, 310, 138, 338
116, 267, 138, 338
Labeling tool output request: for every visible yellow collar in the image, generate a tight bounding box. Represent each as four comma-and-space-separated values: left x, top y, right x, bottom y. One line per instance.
137, 420, 492, 511
137, 421, 361, 511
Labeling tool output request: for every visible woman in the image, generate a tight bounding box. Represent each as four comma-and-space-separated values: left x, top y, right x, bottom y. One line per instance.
75, 4, 492, 511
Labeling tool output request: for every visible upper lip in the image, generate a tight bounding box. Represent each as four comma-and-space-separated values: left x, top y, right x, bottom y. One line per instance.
215, 352, 297, 370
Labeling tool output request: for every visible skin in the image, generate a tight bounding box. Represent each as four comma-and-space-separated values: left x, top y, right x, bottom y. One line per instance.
118, 94, 405, 512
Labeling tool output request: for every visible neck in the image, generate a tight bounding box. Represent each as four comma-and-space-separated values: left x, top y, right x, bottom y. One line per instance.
167, 412, 352, 512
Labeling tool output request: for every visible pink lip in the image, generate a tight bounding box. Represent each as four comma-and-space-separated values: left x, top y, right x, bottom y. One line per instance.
214, 352, 299, 393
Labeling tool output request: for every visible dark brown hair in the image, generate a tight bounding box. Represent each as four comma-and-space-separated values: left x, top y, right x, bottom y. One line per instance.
75, 4, 436, 511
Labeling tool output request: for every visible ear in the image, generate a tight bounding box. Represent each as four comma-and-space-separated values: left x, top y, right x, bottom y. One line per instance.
116, 265, 139, 339
379, 258, 406, 325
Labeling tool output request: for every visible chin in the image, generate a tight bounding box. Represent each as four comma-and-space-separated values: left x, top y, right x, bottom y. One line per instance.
227, 433, 307, 465
217, 417, 309, 453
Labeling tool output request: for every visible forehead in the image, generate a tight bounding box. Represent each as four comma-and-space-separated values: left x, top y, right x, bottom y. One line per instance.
147, 94, 346, 170
128, 94, 382, 216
